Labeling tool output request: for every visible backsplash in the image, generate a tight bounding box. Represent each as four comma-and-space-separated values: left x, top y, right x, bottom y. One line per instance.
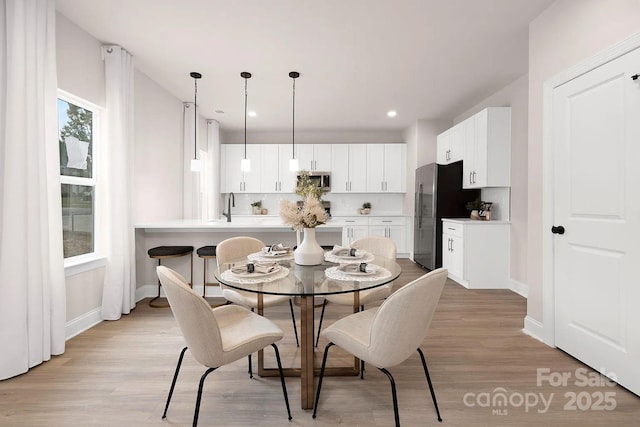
480, 187, 511, 221
218, 193, 406, 217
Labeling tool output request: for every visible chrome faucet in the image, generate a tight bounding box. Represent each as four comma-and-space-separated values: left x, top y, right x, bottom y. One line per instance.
223, 192, 235, 222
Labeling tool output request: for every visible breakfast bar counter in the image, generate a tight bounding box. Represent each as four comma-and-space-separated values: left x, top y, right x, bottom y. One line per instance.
134, 218, 342, 297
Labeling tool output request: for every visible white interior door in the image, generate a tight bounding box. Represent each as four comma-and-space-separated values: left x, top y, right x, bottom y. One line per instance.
553, 47, 640, 395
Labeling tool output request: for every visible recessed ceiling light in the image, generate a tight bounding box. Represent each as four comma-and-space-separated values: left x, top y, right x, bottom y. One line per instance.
215, 109, 225, 114
248, 111, 257, 117
387, 110, 397, 117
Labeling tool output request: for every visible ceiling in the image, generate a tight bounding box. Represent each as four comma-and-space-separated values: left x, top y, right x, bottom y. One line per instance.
56, 0, 554, 133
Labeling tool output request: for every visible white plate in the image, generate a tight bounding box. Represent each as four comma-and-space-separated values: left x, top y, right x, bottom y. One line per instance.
231, 265, 281, 278
261, 251, 291, 258
338, 264, 379, 276
334, 253, 365, 260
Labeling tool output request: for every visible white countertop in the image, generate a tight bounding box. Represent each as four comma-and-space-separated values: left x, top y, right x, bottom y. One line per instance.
441, 218, 510, 225
135, 217, 343, 232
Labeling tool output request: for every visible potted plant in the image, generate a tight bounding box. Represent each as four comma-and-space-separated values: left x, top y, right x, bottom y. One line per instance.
251, 200, 262, 215
465, 198, 484, 220
360, 202, 371, 215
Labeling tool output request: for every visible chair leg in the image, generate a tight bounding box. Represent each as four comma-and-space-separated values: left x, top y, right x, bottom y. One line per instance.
271, 343, 292, 420
162, 346, 188, 419
193, 367, 216, 427
315, 299, 328, 347
288, 299, 300, 347
312, 342, 334, 419
379, 368, 400, 427
248, 354, 253, 379
418, 348, 442, 422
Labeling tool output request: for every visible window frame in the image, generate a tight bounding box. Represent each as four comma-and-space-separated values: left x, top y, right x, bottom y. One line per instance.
58, 89, 105, 271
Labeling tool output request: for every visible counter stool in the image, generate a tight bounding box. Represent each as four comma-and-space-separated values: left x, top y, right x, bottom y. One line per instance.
197, 245, 224, 306
148, 246, 194, 307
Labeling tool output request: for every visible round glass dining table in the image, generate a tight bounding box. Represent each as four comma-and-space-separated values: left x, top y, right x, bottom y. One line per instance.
214, 254, 401, 409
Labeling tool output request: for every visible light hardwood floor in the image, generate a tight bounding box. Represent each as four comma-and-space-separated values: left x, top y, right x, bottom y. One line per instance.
1, 260, 638, 426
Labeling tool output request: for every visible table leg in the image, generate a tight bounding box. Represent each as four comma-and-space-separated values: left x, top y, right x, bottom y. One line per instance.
300, 295, 315, 409
353, 290, 361, 372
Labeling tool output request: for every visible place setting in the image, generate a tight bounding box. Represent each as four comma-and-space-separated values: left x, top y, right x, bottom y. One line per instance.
324, 245, 375, 264
220, 260, 289, 283
324, 261, 391, 282
247, 243, 294, 262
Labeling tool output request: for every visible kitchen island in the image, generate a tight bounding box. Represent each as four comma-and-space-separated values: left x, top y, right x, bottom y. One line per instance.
135, 217, 342, 297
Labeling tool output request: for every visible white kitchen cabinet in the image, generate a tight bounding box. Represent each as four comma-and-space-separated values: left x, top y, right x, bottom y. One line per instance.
331, 144, 367, 193
296, 144, 332, 171
441, 222, 464, 280
366, 144, 406, 192
441, 219, 509, 289
260, 144, 297, 193
338, 217, 369, 246
221, 144, 261, 193
463, 107, 511, 189
369, 217, 407, 253
436, 126, 464, 165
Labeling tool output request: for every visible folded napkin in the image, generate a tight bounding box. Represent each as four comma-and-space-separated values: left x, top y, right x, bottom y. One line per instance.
331, 245, 364, 257
231, 262, 279, 274
262, 243, 292, 255
338, 262, 377, 274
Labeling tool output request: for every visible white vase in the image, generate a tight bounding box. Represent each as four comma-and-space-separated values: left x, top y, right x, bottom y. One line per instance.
294, 228, 325, 266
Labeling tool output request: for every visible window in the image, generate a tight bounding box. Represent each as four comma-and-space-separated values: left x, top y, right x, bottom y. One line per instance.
58, 92, 100, 259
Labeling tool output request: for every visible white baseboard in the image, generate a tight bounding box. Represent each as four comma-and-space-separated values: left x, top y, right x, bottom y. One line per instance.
509, 279, 528, 298
65, 307, 103, 341
523, 315, 547, 344
136, 284, 159, 302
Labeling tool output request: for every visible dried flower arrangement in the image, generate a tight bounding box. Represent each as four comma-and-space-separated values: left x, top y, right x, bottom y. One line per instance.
280, 196, 328, 231
295, 170, 325, 199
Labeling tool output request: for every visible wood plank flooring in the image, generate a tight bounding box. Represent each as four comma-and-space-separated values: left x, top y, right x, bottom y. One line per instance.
1, 260, 638, 426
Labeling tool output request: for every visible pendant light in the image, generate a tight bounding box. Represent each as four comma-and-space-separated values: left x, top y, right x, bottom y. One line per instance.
240, 71, 252, 172
288, 71, 300, 172
189, 72, 202, 172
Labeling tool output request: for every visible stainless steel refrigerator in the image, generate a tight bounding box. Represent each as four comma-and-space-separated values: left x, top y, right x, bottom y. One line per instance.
413, 161, 480, 270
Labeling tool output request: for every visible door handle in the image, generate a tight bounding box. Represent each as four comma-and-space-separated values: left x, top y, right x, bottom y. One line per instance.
551, 225, 565, 235
450, 239, 454, 251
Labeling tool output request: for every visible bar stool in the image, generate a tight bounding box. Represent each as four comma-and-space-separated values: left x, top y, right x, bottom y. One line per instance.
148, 245, 194, 307
197, 245, 224, 306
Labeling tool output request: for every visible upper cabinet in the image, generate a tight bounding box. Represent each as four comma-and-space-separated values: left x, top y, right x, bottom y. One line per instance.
436, 126, 464, 165
296, 144, 332, 172
366, 144, 406, 192
221, 144, 261, 193
260, 144, 297, 193
463, 107, 511, 189
331, 144, 367, 193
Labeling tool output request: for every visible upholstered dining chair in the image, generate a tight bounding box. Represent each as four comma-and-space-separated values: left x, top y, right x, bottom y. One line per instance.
216, 236, 299, 375
312, 268, 448, 427
157, 266, 292, 426
315, 235, 397, 347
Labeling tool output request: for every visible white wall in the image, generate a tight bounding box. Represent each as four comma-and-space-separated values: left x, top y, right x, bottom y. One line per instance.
56, 13, 186, 326
454, 74, 528, 285
527, 0, 640, 321
133, 70, 184, 222
221, 129, 403, 144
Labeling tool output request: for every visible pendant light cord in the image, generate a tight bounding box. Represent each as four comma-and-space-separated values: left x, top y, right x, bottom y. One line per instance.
194, 78, 197, 159
292, 76, 296, 158
244, 76, 248, 159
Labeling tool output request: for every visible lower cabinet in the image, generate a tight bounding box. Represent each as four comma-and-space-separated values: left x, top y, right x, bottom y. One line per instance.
340, 217, 369, 246
441, 219, 509, 289
335, 216, 408, 255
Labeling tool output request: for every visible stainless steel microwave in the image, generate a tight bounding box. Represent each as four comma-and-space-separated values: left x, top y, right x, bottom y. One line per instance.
297, 172, 331, 192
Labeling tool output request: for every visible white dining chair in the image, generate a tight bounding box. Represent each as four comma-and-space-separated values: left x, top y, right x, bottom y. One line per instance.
216, 236, 299, 376
316, 236, 397, 348
157, 266, 292, 426
312, 268, 448, 427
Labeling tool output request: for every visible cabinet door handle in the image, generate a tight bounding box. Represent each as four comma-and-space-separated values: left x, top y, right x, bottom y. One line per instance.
346, 182, 348, 191
310, 160, 313, 170
451, 239, 454, 252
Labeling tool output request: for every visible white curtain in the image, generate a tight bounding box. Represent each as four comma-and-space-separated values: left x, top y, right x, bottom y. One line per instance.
183, 102, 200, 218
0, 0, 66, 380
100, 46, 136, 320
206, 119, 221, 220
